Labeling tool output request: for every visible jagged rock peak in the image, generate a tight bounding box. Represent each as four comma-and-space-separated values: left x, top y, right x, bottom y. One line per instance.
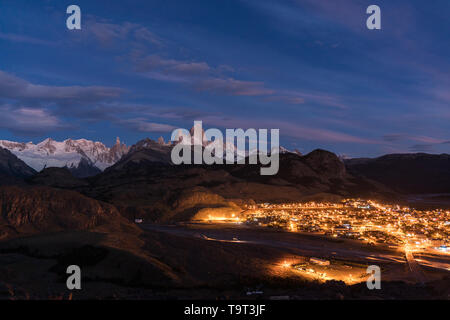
0, 138, 130, 172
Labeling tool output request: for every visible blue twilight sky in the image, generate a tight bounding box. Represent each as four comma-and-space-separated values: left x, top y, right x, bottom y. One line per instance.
0, 0, 449, 157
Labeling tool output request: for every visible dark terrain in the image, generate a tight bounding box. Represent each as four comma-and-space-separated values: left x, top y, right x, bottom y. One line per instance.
345, 153, 450, 194
0, 143, 449, 299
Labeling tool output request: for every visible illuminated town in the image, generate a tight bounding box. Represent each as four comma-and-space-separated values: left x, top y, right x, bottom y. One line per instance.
243, 200, 449, 253
198, 199, 450, 285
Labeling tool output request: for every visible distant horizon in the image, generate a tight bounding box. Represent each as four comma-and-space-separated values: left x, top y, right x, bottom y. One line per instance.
2, 134, 450, 160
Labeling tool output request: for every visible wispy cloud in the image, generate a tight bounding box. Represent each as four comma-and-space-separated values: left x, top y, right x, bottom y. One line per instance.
0, 32, 54, 46
0, 104, 68, 136
131, 52, 275, 97
76, 18, 164, 47
0, 70, 124, 104
155, 107, 378, 144
193, 78, 274, 96
115, 118, 176, 133
133, 54, 211, 77
266, 91, 348, 109
383, 133, 449, 145
0, 70, 126, 136
383, 133, 450, 154
131, 52, 347, 106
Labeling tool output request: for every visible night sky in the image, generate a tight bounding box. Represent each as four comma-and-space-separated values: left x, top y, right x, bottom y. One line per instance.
0, 0, 449, 157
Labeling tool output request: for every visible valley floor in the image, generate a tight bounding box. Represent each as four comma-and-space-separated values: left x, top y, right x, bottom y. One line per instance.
0, 224, 448, 300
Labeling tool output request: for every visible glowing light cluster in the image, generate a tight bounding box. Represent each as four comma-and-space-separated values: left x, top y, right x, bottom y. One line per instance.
245, 199, 449, 252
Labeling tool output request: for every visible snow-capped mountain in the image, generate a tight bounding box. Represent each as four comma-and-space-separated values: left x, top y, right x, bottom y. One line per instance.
280, 146, 302, 156
169, 127, 292, 160
172, 129, 247, 160
0, 137, 129, 172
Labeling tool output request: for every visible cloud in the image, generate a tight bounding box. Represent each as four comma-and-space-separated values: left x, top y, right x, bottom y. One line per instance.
83, 19, 164, 47
88, 102, 372, 144
383, 133, 450, 153
131, 50, 349, 107
277, 121, 377, 144
42, 101, 179, 133
412, 135, 447, 144
0, 70, 127, 136
131, 53, 275, 97
133, 54, 211, 76
433, 88, 450, 104
114, 102, 373, 145
194, 78, 274, 96
241, 0, 366, 37
167, 110, 378, 144
117, 118, 176, 133
382, 133, 448, 145
133, 27, 164, 46
266, 95, 305, 105
0, 70, 124, 104
266, 91, 348, 109
132, 53, 343, 103
293, 0, 368, 31
0, 32, 54, 46
88, 21, 136, 45
0, 105, 67, 136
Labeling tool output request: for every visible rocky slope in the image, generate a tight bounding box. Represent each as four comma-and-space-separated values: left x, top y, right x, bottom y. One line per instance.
0, 185, 182, 295
0, 185, 138, 240
108, 138, 172, 171
67, 157, 102, 178
0, 147, 36, 185
28, 167, 88, 189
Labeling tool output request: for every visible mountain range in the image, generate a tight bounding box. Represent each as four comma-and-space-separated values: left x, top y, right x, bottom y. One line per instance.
0, 136, 396, 222
0, 137, 129, 177
2, 135, 450, 215
0, 134, 295, 177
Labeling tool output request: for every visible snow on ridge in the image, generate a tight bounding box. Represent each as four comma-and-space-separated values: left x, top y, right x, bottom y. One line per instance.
0, 138, 128, 172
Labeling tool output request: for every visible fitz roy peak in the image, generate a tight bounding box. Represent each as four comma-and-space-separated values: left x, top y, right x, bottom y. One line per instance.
0, 137, 129, 172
